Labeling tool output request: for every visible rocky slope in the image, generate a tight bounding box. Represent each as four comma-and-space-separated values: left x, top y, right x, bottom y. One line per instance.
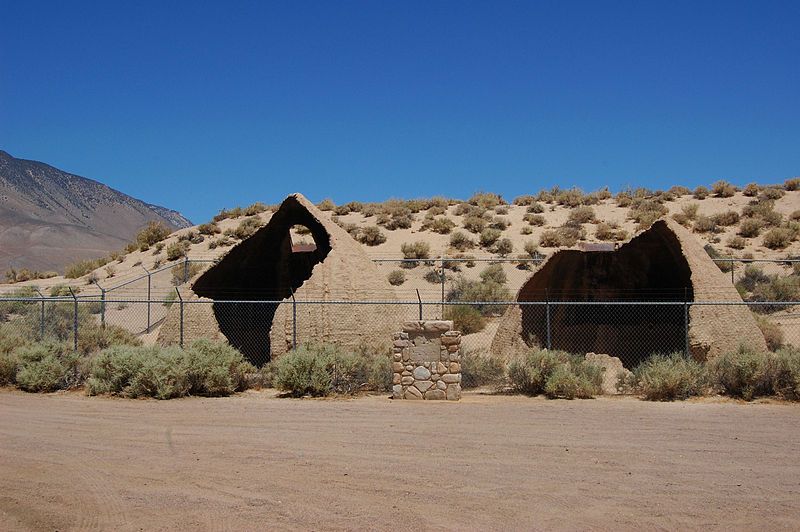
0, 150, 191, 272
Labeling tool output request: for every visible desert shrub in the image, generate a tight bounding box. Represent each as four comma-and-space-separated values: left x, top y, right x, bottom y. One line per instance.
784, 178, 800, 191
507, 350, 600, 398
790, 210, 800, 222
401, 241, 430, 260
166, 241, 190, 261
754, 315, 783, 351
428, 217, 455, 234
742, 183, 760, 197
538, 229, 562, 248
526, 202, 545, 214
423, 269, 444, 284
13, 342, 82, 392
693, 186, 709, 199
523, 213, 546, 226
555, 187, 585, 207
567, 206, 596, 225
480, 264, 507, 284
446, 276, 510, 315
171, 262, 203, 285
197, 222, 220, 235
135, 221, 171, 249
738, 217, 764, 238
629, 200, 667, 230
520, 226, 533, 235
693, 215, 717, 234
86, 341, 250, 399
317, 198, 335, 211
492, 238, 513, 256
77, 325, 141, 356
488, 216, 509, 230
726, 235, 746, 250
0, 350, 18, 385
384, 213, 413, 230
735, 265, 770, 293
595, 222, 625, 241
64, 260, 99, 279
48, 284, 78, 297
233, 216, 263, 239
449, 231, 474, 251
770, 347, 800, 400
668, 186, 691, 196
460, 349, 505, 388
750, 276, 800, 310
513, 195, 534, 206
272, 343, 388, 397
212, 207, 243, 221
479, 228, 501, 248
680, 202, 700, 220
704, 244, 733, 272
711, 180, 736, 198
710, 344, 771, 400
711, 210, 740, 227
495, 205, 509, 215
544, 362, 603, 399
178, 230, 204, 245
630, 353, 707, 401
468, 192, 504, 209
759, 187, 784, 201
387, 270, 405, 286
762, 227, 795, 250
742, 201, 782, 226
444, 305, 486, 334
357, 226, 386, 246
462, 215, 487, 234
208, 235, 234, 249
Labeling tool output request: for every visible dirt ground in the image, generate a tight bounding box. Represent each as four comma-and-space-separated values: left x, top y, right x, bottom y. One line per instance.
1, 390, 799, 531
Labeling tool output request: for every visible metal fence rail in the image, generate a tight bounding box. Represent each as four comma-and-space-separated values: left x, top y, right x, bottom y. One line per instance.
1, 296, 797, 368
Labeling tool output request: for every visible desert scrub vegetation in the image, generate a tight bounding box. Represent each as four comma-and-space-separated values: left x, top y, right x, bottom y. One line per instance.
492, 237, 513, 256
711, 180, 737, 198
271, 343, 391, 397
446, 270, 510, 316
317, 198, 335, 211
738, 217, 764, 238
754, 315, 784, 351
523, 213, 546, 226
133, 221, 172, 251
507, 349, 602, 399
421, 216, 456, 234
171, 262, 203, 285
785, 177, 800, 191
567, 205, 596, 225
449, 230, 475, 251
400, 241, 431, 265
726, 235, 746, 250
626, 353, 708, 401
692, 186, 709, 199
594, 222, 628, 242
197, 222, 220, 235
628, 200, 668, 230
693, 215, 718, 234
468, 192, 504, 210
444, 304, 486, 334
538, 226, 582, 248
742, 183, 760, 197
357, 225, 386, 246
762, 227, 797, 250
709, 344, 771, 400
711, 210, 740, 227
387, 270, 405, 286
4, 268, 57, 284
85, 340, 252, 399
460, 348, 505, 388
64, 258, 105, 279
230, 216, 264, 240
166, 240, 190, 261
479, 228, 501, 249
462, 215, 488, 234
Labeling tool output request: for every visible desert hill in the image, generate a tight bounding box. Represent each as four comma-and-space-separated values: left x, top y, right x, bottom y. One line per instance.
0, 150, 191, 273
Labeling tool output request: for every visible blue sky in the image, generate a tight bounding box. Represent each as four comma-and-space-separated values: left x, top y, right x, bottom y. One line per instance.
1, 1, 798, 223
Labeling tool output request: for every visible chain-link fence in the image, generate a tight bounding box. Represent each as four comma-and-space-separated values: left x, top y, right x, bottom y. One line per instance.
1, 296, 797, 368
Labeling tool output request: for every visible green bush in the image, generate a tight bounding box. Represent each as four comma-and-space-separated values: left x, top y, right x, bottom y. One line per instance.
446, 276, 510, 315
462, 215, 487, 234
449, 231, 474, 251
479, 264, 507, 284
711, 210, 740, 227
523, 213, 546, 226
444, 305, 486, 334
770, 347, 800, 400
86, 341, 251, 399
135, 221, 171, 248
544, 363, 602, 399
14, 342, 82, 392
166, 241, 190, 261
762, 227, 795, 250
492, 238, 513, 256
401, 241, 431, 260
630, 353, 707, 401
461, 348, 505, 388
567, 206, 596, 224
273, 343, 390, 397
0, 351, 19, 385
710, 345, 771, 400
507, 349, 569, 396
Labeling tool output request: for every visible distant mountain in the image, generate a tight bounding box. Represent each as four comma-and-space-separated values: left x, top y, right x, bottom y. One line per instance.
0, 150, 192, 272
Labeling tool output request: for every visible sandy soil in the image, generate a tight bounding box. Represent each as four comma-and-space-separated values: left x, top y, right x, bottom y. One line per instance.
1, 390, 799, 531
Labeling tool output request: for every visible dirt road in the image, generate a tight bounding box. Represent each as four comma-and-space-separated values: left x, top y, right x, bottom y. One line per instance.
1, 390, 799, 531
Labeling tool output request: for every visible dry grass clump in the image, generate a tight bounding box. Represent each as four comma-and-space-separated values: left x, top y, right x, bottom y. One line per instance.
627, 353, 708, 401
271, 343, 390, 397
742, 201, 782, 227
197, 222, 220, 235
224, 216, 263, 240
693, 215, 718, 234
212, 206, 244, 222
449, 231, 475, 251
444, 305, 486, 334
4, 268, 58, 284
400, 241, 431, 261
692, 186, 709, 199
759, 187, 785, 201
754, 315, 783, 351
709, 344, 771, 400
711, 180, 737, 198
421, 216, 455, 234
785, 177, 800, 191
492, 238, 513, 256
538, 226, 582, 248
523, 213, 546, 226
357, 226, 386, 246
554, 187, 586, 208
207, 235, 234, 249
668, 185, 691, 196
165, 241, 190, 261
594, 222, 628, 242
507, 349, 602, 399
460, 348, 505, 388
512, 195, 536, 206
711, 210, 740, 227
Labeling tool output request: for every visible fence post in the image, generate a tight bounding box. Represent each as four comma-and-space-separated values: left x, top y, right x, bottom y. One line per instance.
730, 258, 735, 285
141, 265, 152, 332
183, 256, 189, 284
545, 288, 552, 350
416, 289, 423, 321
68, 287, 78, 351
440, 256, 445, 319
176, 287, 184, 347
290, 288, 297, 350
34, 288, 45, 341
684, 287, 690, 357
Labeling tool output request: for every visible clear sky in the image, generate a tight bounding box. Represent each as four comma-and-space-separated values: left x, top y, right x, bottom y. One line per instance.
1, 1, 798, 223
